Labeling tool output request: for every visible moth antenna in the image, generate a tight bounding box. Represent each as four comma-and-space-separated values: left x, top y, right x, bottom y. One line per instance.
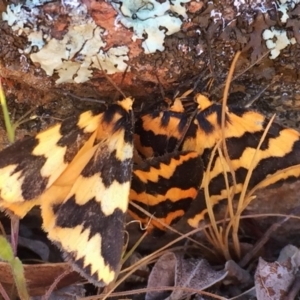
112, 65, 130, 101
230, 50, 270, 84
61, 91, 106, 104
95, 55, 127, 99
204, 28, 218, 83
174, 108, 198, 152
244, 78, 277, 108
155, 72, 165, 100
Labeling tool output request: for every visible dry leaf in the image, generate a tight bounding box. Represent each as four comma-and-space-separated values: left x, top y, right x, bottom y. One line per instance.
243, 12, 275, 62
146, 252, 228, 300
255, 245, 300, 300
0, 262, 81, 296
277, 244, 300, 267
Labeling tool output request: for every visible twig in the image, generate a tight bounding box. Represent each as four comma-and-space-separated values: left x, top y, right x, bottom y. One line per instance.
42, 270, 71, 300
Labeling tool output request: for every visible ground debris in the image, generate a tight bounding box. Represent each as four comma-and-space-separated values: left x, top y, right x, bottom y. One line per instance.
255, 245, 300, 300
146, 252, 227, 300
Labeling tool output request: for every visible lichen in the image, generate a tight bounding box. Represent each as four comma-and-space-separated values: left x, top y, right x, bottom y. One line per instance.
2, 0, 130, 84
111, 0, 190, 54
263, 27, 296, 59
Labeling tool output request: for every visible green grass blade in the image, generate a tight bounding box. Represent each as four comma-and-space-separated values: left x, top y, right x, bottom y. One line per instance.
0, 79, 15, 142
0, 236, 14, 262
10, 258, 29, 300
0, 236, 29, 299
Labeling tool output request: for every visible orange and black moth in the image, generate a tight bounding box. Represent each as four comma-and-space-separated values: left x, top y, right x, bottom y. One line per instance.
132, 94, 300, 228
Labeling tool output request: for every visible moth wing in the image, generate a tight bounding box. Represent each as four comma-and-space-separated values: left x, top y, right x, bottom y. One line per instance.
129, 151, 203, 231
41, 99, 134, 286
0, 110, 102, 217
134, 101, 189, 158
183, 96, 300, 228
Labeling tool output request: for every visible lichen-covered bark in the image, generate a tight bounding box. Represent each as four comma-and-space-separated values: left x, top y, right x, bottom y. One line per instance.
0, 0, 299, 122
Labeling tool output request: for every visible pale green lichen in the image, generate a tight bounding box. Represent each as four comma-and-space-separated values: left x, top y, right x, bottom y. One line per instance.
92, 47, 130, 75
2, 0, 130, 83
260, 0, 299, 59
3, 0, 190, 82
263, 27, 296, 59
111, 0, 190, 54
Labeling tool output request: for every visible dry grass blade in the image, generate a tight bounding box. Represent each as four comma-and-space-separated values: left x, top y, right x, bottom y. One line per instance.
99, 220, 223, 299
216, 145, 234, 257
101, 248, 177, 300
244, 80, 276, 108
203, 142, 220, 235
97, 210, 300, 299
218, 51, 279, 260
226, 114, 277, 258
83, 285, 227, 300
213, 50, 270, 97
0, 221, 6, 237
121, 230, 148, 266
203, 142, 229, 257
203, 144, 237, 260
221, 51, 240, 198
203, 51, 283, 262
203, 52, 241, 260
42, 270, 71, 300
97, 202, 219, 299
0, 282, 10, 300
219, 52, 242, 258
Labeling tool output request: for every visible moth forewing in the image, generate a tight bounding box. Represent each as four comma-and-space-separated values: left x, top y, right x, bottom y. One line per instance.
0, 110, 104, 218
42, 98, 134, 287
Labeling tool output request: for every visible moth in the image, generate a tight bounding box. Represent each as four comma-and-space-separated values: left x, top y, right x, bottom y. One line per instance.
133, 94, 300, 229
0, 97, 203, 286
0, 98, 134, 286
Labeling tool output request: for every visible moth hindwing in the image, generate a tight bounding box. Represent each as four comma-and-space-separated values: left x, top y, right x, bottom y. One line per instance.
0, 98, 134, 287
183, 94, 300, 228
129, 151, 203, 232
